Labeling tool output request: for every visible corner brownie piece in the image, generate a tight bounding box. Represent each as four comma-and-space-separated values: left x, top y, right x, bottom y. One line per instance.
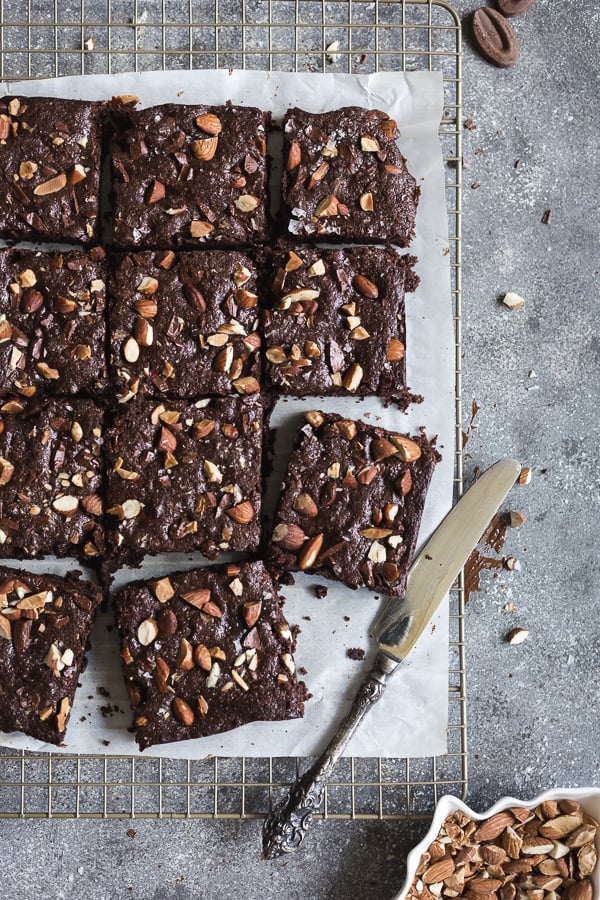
0, 566, 101, 745
0, 398, 105, 561
109, 250, 260, 401
0, 248, 107, 400
114, 560, 308, 750
105, 396, 262, 564
268, 411, 439, 598
111, 103, 270, 249
281, 106, 419, 246
262, 245, 416, 397
0, 96, 104, 244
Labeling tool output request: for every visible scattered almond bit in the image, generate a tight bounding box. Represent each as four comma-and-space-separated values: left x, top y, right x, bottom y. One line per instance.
506, 626, 529, 645
83, 37, 96, 51
502, 291, 525, 310
509, 510, 527, 528
518, 467, 532, 485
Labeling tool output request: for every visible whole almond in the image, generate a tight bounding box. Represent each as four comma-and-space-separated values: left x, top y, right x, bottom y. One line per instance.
272, 523, 305, 551
176, 638, 194, 670
422, 858, 455, 884
196, 113, 222, 135
194, 644, 212, 671
172, 697, 194, 726
352, 274, 379, 299
390, 434, 422, 462
467, 877, 504, 894
226, 501, 255, 524
474, 811, 515, 841
243, 600, 262, 629
386, 338, 405, 361
294, 493, 318, 517
192, 136, 218, 160
566, 824, 597, 848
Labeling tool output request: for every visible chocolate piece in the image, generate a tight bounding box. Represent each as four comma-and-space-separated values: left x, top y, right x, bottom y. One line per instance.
0, 566, 101, 744
111, 103, 270, 249
261, 245, 414, 397
281, 106, 419, 246
0, 96, 104, 244
268, 410, 439, 598
0, 248, 107, 399
472, 8, 520, 68
105, 396, 262, 564
497, 0, 535, 17
0, 398, 104, 561
108, 250, 260, 400
114, 560, 308, 750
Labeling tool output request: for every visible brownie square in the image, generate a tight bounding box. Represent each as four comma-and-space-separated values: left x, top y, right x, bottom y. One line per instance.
114, 560, 308, 750
0, 398, 105, 561
262, 245, 416, 397
105, 396, 262, 564
268, 411, 439, 598
0, 566, 101, 744
111, 103, 270, 249
281, 106, 419, 246
109, 250, 260, 401
0, 248, 107, 400
0, 96, 104, 245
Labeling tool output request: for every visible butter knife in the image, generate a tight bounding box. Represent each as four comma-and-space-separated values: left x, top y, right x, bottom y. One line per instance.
262, 457, 521, 858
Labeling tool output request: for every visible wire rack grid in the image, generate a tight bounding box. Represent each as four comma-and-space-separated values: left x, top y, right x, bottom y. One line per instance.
0, 0, 464, 821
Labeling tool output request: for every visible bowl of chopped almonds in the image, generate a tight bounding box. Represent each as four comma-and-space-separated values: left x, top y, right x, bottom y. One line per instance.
395, 789, 600, 900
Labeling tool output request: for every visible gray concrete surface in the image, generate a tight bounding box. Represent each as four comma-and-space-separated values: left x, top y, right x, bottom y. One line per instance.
1, 1, 599, 898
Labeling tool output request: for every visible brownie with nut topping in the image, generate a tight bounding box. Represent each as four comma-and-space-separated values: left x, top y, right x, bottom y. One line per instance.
114, 560, 308, 750
0, 566, 101, 745
0, 398, 105, 562
111, 103, 270, 249
108, 250, 260, 401
261, 245, 417, 397
281, 106, 419, 245
0, 96, 104, 245
105, 396, 262, 565
0, 248, 107, 400
268, 411, 439, 598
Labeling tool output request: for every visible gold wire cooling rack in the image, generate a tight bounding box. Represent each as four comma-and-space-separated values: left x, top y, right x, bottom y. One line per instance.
0, 0, 464, 821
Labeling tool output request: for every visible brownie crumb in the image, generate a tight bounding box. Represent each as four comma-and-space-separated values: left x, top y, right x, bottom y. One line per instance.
313, 585, 328, 599
279, 571, 295, 587
541, 208, 553, 224
126, 829, 137, 839
347, 647, 366, 661
463, 118, 477, 131
343, 615, 351, 622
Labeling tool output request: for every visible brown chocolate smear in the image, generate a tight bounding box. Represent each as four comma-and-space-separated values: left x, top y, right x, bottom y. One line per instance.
472, 8, 520, 68
497, 0, 535, 17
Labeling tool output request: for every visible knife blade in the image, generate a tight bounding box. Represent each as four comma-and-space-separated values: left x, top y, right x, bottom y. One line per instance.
376, 456, 522, 662
262, 457, 522, 859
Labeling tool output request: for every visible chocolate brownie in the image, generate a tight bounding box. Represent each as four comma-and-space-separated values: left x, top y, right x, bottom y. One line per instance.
0, 566, 101, 744
114, 560, 308, 750
0, 248, 107, 400
281, 106, 419, 246
109, 250, 260, 401
111, 103, 270, 249
262, 245, 416, 397
268, 411, 439, 598
0, 96, 104, 244
105, 396, 262, 564
0, 398, 104, 561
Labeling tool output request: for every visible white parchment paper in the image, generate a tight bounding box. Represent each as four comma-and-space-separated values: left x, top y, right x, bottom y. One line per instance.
0, 69, 453, 759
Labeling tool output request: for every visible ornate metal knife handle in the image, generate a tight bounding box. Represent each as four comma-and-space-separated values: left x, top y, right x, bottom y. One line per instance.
262, 651, 400, 859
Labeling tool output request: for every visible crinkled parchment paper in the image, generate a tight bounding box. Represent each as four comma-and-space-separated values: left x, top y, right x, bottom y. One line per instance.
0, 69, 453, 758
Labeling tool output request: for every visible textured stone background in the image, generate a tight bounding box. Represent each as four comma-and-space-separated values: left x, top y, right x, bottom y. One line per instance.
1, 1, 599, 897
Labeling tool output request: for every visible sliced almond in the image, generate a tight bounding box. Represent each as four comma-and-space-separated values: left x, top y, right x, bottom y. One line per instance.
33, 173, 67, 196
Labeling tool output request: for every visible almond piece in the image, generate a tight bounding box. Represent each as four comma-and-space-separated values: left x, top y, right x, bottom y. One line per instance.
243, 600, 262, 629
171, 697, 194, 726
285, 251, 303, 272
146, 180, 165, 203
68, 164, 87, 184
81, 494, 103, 516
422, 858, 456, 884
33, 173, 67, 196
55, 697, 71, 733
176, 638, 194, 670
134, 317, 153, 347
371, 438, 398, 462
342, 363, 363, 392
19, 160, 38, 180
0, 457, 14, 485
294, 493, 318, 517
137, 618, 158, 646
52, 495, 79, 516
122, 336, 140, 363
194, 644, 212, 671
134, 298, 158, 318
298, 533, 324, 569
286, 141, 301, 170
386, 338, 405, 361
196, 113, 222, 135
308, 161, 329, 189
181, 588, 211, 610
190, 220, 215, 239
359, 192, 374, 211
137, 276, 159, 295
192, 136, 218, 160
235, 194, 260, 212
539, 814, 583, 839
315, 194, 339, 217
474, 811, 516, 841
226, 501, 255, 524
390, 434, 422, 462
232, 376, 260, 395
153, 577, 174, 603
360, 135, 380, 152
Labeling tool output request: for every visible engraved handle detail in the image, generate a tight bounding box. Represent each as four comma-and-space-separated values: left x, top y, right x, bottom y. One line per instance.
262, 652, 400, 859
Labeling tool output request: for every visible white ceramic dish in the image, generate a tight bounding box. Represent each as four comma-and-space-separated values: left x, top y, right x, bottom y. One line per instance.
394, 788, 600, 900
